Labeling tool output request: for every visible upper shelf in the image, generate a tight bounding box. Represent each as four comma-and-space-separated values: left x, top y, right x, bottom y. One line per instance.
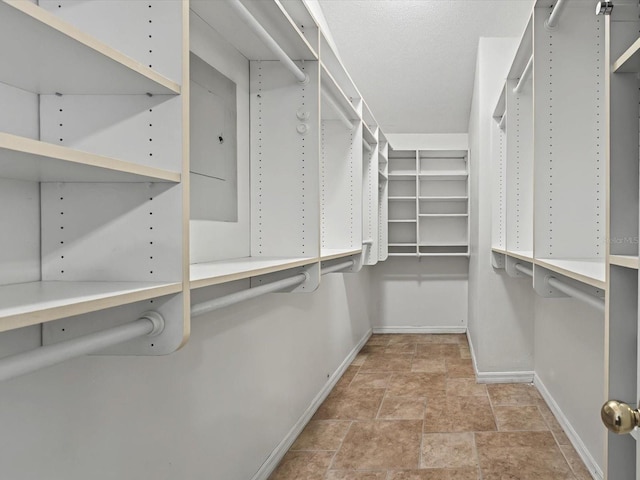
613, 37, 640, 73
609, 255, 639, 270
321, 248, 362, 262
419, 172, 468, 180
0, 133, 181, 183
0, 0, 180, 95
190, 256, 317, 290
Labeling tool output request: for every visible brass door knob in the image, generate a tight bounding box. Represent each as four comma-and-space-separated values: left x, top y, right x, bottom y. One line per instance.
601, 400, 640, 434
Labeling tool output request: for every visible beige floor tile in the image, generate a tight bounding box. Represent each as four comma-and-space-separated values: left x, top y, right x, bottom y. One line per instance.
333, 366, 361, 392
412, 358, 447, 374
314, 389, 385, 420
377, 396, 427, 419
359, 354, 413, 373
416, 344, 461, 360
350, 372, 392, 390
387, 469, 479, 480
387, 373, 446, 397
424, 396, 496, 433
494, 405, 549, 431
446, 378, 487, 397
385, 343, 418, 355
366, 335, 393, 346
331, 420, 422, 470
445, 359, 475, 378
268, 451, 334, 480
475, 431, 574, 480
561, 445, 593, 480
291, 421, 352, 451
421, 432, 478, 469
487, 383, 542, 406
418, 334, 465, 344
325, 472, 387, 480
459, 345, 472, 359
360, 345, 387, 355
387, 334, 426, 344
351, 353, 368, 367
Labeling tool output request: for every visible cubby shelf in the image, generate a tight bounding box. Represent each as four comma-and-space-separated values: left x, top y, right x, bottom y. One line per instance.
389, 196, 415, 201
418, 172, 468, 180
388, 174, 417, 180
609, 255, 639, 270
419, 196, 468, 201
0, 281, 182, 333
190, 257, 318, 290
320, 249, 362, 261
419, 214, 468, 218
0, 0, 180, 95
389, 219, 416, 223
613, 37, 640, 73
535, 258, 606, 289
0, 132, 181, 183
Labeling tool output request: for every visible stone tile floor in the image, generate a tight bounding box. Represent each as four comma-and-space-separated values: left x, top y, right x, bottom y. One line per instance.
268, 334, 593, 480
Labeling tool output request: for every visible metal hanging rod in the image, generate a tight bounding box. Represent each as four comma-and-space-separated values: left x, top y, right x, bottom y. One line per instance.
515, 263, 533, 277
226, 0, 309, 84
191, 272, 308, 318
0, 311, 164, 382
545, 0, 568, 30
498, 113, 506, 131
547, 276, 605, 312
322, 85, 355, 130
362, 139, 373, 153
321, 260, 355, 275
513, 55, 533, 94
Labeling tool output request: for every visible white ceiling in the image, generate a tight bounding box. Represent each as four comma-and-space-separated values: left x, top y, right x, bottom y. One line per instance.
317, 0, 535, 133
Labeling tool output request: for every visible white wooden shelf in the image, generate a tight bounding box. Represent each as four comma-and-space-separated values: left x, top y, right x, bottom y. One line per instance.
389, 219, 416, 223
190, 257, 317, 289
535, 258, 606, 289
419, 196, 468, 201
419, 253, 469, 257
609, 255, 639, 270
505, 250, 534, 262
0, 133, 181, 183
420, 243, 469, 247
613, 37, 640, 73
389, 196, 416, 201
388, 253, 417, 257
0, 0, 180, 95
388, 173, 417, 180
0, 281, 182, 333
418, 172, 468, 180
321, 248, 362, 261
419, 214, 468, 218
388, 243, 417, 247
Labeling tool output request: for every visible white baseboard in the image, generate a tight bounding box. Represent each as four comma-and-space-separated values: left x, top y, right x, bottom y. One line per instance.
372, 326, 466, 334
534, 374, 603, 480
468, 332, 534, 383
251, 328, 372, 480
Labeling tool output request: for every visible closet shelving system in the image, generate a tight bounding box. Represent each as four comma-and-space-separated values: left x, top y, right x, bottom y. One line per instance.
387, 148, 469, 257
0, 0, 389, 380
491, 1, 640, 477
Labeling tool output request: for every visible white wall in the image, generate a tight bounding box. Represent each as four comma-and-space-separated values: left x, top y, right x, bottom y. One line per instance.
0, 271, 372, 480
467, 37, 535, 377
371, 257, 468, 332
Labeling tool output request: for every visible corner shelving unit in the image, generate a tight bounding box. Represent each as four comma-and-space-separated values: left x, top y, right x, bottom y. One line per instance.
387, 149, 418, 256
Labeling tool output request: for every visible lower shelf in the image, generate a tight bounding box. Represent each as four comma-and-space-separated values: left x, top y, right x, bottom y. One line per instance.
0, 281, 182, 333
190, 256, 318, 289
610, 254, 639, 270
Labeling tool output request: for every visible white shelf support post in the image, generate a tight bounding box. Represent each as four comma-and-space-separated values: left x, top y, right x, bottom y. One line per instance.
546, 276, 605, 312
513, 55, 533, 94
545, 0, 568, 30
0, 311, 164, 382
225, 0, 309, 84
191, 273, 308, 318
322, 86, 355, 130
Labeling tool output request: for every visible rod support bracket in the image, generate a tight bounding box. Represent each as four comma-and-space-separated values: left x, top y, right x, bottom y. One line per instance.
595, 1, 613, 15
139, 311, 165, 337
298, 73, 310, 85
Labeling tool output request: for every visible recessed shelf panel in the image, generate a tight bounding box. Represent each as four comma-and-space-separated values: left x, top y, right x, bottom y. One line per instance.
610, 255, 640, 270
190, 256, 317, 289
535, 258, 606, 289
613, 37, 640, 73
0, 0, 180, 95
320, 248, 361, 261
0, 133, 181, 183
0, 281, 182, 333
